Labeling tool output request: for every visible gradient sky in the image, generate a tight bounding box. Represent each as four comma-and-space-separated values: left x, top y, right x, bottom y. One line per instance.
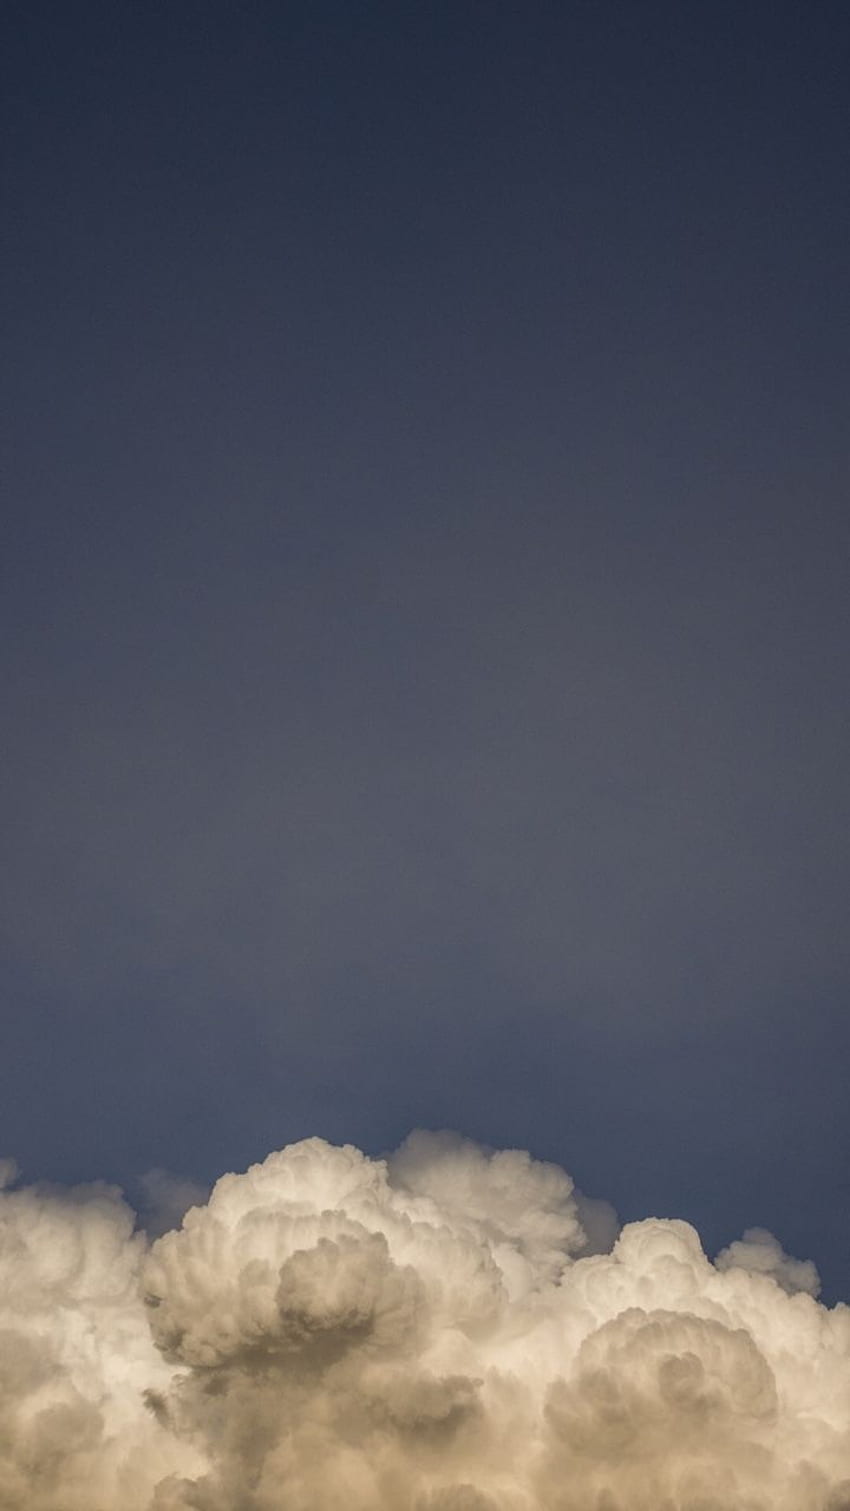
3, 1, 848, 1299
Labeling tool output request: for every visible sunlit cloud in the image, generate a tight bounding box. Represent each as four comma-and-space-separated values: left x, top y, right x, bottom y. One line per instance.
1, 1132, 848, 1508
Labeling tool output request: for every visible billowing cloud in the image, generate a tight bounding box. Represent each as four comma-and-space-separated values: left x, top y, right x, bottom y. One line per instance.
0, 1132, 847, 1508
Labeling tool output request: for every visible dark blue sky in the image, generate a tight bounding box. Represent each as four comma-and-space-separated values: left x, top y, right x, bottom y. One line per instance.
3, 1, 848, 1298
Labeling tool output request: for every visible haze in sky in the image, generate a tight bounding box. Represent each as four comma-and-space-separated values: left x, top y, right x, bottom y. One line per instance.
2, 0, 848, 1341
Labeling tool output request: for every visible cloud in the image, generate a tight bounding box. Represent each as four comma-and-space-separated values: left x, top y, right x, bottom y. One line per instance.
715, 1225, 821, 1296
135, 1170, 211, 1241
0, 1132, 847, 1508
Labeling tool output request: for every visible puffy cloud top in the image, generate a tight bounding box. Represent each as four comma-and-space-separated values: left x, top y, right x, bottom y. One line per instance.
0, 1132, 848, 1508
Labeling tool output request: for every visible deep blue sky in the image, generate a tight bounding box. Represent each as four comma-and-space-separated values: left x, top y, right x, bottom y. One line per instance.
3, 1, 848, 1298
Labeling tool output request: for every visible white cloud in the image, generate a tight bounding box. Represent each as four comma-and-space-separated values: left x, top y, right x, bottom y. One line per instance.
0, 1133, 847, 1508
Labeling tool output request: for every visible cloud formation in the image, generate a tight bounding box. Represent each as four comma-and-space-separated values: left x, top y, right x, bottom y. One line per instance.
1, 1132, 848, 1509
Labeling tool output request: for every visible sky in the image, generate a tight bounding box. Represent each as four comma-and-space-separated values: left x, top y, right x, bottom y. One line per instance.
2, 0, 849, 1303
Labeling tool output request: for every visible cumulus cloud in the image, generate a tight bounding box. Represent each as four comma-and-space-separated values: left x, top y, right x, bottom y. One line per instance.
715, 1225, 822, 1297
135, 1170, 211, 1241
0, 1132, 847, 1508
